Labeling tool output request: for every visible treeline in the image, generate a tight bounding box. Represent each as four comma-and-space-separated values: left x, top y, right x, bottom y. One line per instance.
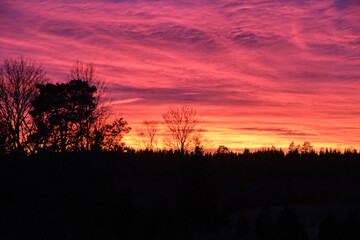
1, 150, 360, 239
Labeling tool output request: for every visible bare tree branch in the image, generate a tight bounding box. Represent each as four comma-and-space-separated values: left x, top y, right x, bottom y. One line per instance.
0, 56, 48, 152
162, 105, 199, 153
136, 120, 159, 150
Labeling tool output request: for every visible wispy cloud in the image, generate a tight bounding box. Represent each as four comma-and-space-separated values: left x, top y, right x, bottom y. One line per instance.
110, 98, 144, 105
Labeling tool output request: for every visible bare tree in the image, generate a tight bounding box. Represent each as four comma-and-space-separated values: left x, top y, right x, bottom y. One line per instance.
69, 60, 108, 102
136, 120, 159, 150
68, 60, 109, 150
69, 59, 96, 83
0, 57, 48, 152
162, 105, 199, 153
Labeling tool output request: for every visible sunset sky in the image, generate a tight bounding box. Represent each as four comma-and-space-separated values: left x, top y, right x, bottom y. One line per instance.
1, 0, 359, 151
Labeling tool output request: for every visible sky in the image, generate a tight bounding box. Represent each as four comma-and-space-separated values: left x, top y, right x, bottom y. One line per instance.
1, 0, 360, 151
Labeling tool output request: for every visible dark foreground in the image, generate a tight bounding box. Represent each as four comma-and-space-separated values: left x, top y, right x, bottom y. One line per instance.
1, 150, 360, 239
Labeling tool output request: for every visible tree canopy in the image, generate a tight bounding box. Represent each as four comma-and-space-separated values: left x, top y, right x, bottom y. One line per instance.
30, 79, 98, 152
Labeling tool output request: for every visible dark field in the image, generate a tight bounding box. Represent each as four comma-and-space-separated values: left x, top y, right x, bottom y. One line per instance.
1, 150, 360, 239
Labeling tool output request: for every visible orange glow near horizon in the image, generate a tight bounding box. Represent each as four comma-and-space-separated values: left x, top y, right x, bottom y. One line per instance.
1, 0, 360, 151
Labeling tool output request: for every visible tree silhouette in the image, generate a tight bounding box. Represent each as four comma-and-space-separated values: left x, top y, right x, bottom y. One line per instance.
288, 141, 297, 153
0, 57, 48, 152
192, 129, 212, 155
301, 141, 314, 154
68, 60, 109, 150
0, 117, 10, 153
136, 120, 159, 150
216, 145, 230, 154
162, 105, 199, 153
69, 59, 96, 83
288, 141, 314, 155
193, 133, 205, 156
30, 80, 97, 152
92, 118, 131, 151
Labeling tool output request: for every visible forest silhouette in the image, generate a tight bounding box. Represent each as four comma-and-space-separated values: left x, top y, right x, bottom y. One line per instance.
1, 57, 360, 239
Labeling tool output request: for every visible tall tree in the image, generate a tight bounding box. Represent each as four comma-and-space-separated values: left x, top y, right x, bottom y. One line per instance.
0, 57, 48, 152
30, 80, 97, 152
68, 60, 109, 150
162, 105, 199, 153
136, 120, 159, 150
